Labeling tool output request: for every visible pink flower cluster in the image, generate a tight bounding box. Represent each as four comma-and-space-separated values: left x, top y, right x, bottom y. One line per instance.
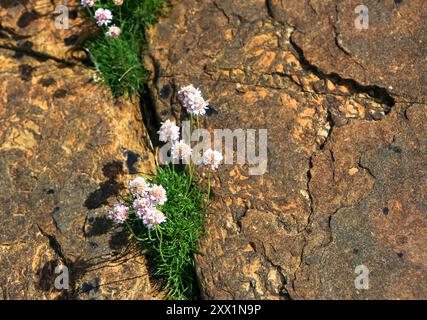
94, 8, 113, 26
178, 84, 209, 116
157, 85, 223, 169
201, 148, 223, 170
107, 177, 167, 229
81, 2, 121, 38
172, 140, 193, 161
129, 177, 167, 229
157, 119, 180, 142
107, 203, 129, 225
81, 0, 95, 7
106, 25, 121, 38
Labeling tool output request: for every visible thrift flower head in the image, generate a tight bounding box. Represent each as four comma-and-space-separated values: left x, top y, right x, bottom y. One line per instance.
157, 119, 180, 142
202, 148, 223, 170
133, 197, 154, 218
128, 177, 149, 196
108, 176, 168, 229
113, 0, 124, 5
81, 0, 95, 7
106, 25, 121, 38
178, 84, 209, 116
107, 203, 129, 225
171, 140, 193, 161
94, 8, 113, 26
142, 208, 166, 229
148, 184, 167, 205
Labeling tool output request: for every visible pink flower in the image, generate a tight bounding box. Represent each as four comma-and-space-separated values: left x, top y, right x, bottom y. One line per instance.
157, 119, 180, 142
178, 84, 209, 116
148, 184, 167, 205
171, 140, 193, 161
142, 208, 166, 229
106, 25, 121, 38
81, 0, 95, 7
126, 178, 168, 227
94, 8, 113, 26
107, 203, 129, 225
133, 197, 155, 218
128, 177, 149, 196
201, 148, 223, 170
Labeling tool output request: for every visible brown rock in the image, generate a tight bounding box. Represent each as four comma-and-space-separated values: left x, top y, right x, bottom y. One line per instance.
0, 1, 159, 299
146, 0, 426, 299
269, 0, 427, 103
295, 103, 427, 299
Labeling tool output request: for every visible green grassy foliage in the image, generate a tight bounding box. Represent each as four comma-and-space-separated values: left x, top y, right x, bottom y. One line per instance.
125, 166, 206, 300
83, 0, 169, 97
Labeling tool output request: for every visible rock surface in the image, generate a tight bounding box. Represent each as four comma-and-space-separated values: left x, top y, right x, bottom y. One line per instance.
146, 0, 426, 299
0, 1, 159, 299
269, 0, 426, 103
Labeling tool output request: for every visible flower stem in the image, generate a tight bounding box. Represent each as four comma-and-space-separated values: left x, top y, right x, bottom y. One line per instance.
186, 162, 193, 194
207, 168, 211, 201
189, 115, 193, 140
155, 227, 166, 262
147, 228, 154, 241
188, 162, 193, 180
125, 221, 145, 242
187, 114, 194, 188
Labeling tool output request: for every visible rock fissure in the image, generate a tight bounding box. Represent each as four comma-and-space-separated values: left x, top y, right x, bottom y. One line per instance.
0, 43, 77, 66
288, 33, 395, 112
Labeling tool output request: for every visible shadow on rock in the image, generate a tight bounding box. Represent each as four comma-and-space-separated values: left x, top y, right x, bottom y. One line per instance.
84, 161, 124, 210
85, 216, 114, 237
36, 259, 59, 292
109, 229, 129, 251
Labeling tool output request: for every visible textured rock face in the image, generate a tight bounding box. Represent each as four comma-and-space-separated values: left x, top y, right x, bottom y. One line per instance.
0, 1, 158, 299
146, 0, 426, 299
269, 0, 426, 103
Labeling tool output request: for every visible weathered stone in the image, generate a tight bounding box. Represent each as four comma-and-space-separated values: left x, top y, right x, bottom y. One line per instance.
294, 102, 427, 299
146, 0, 426, 299
268, 0, 426, 103
0, 1, 159, 299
